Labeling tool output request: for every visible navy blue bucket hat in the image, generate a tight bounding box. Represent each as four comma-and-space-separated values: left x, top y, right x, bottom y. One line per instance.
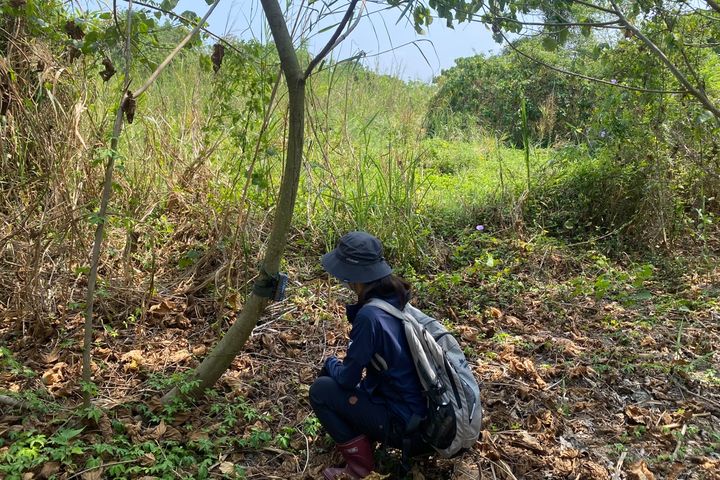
321, 231, 392, 283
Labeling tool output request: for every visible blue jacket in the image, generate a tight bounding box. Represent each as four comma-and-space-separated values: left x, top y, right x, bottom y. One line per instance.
324, 293, 427, 426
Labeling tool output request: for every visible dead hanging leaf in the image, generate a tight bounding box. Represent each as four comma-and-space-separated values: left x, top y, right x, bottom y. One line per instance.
64, 20, 85, 40
99, 57, 116, 82
211, 43, 226, 73
80, 466, 104, 480
121, 350, 143, 371
625, 405, 651, 425
38, 461, 61, 479
627, 460, 655, 480
122, 92, 136, 124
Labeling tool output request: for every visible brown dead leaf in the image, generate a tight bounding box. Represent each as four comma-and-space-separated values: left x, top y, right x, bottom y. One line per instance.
627, 460, 655, 480
487, 307, 503, 319
168, 350, 191, 363
555, 337, 583, 356
150, 420, 167, 439
188, 430, 209, 442
140, 453, 156, 467
219, 462, 235, 475
667, 462, 685, 480
579, 461, 609, 480
42, 362, 67, 386
508, 431, 546, 454
700, 458, 720, 478
41, 350, 60, 364
80, 466, 104, 480
569, 365, 597, 378
640, 335, 656, 347
454, 324, 478, 342
365, 472, 391, 480
149, 299, 176, 316
504, 354, 548, 389
121, 350, 143, 371
625, 405, 651, 425
38, 461, 60, 479
452, 458, 479, 479
22, 473, 34, 480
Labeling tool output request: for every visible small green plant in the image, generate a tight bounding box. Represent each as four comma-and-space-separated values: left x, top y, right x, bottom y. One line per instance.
302, 415, 322, 437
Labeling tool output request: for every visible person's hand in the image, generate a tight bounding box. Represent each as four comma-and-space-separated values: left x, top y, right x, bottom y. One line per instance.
319, 356, 338, 377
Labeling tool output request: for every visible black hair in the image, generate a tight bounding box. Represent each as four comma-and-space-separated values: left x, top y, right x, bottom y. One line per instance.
357, 274, 411, 307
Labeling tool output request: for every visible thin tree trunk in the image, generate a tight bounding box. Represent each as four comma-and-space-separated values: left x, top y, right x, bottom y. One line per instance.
81, 0, 133, 408
82, 0, 221, 407
162, 0, 305, 403
162, 0, 361, 404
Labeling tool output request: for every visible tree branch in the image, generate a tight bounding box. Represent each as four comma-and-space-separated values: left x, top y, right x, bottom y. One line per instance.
572, 0, 617, 15
489, 15, 622, 28
706, 0, 720, 14
499, 31, 686, 94
118, 0, 243, 58
304, 0, 361, 79
609, 0, 720, 120
134, 0, 221, 98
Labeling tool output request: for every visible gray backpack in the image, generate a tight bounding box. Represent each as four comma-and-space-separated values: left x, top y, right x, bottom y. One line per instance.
366, 299, 483, 458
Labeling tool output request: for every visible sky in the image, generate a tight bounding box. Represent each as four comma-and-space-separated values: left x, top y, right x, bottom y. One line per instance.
168, 0, 502, 82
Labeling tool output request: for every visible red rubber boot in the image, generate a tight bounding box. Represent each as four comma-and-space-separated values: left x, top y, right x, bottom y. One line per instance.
323, 435, 375, 480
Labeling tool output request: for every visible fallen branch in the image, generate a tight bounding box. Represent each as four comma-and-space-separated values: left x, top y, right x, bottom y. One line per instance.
0, 394, 28, 410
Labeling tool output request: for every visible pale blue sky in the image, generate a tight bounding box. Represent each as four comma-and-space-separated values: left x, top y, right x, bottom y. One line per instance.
171, 0, 501, 81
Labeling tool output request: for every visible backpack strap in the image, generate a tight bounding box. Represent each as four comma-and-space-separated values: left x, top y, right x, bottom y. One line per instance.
365, 298, 409, 320
366, 298, 439, 390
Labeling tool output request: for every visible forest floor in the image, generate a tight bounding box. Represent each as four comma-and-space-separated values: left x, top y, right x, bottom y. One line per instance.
2, 232, 720, 480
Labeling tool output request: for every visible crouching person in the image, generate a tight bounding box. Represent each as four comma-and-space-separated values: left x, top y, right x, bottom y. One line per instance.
309, 232, 430, 480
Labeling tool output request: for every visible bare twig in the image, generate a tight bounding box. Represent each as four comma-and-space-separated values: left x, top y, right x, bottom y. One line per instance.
134, 0, 221, 98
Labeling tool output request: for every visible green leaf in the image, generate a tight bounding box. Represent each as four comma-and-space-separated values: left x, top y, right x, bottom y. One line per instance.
485, 253, 495, 267
160, 0, 180, 10
541, 36, 557, 51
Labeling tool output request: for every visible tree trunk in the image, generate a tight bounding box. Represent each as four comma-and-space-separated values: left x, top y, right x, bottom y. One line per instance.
162, 0, 306, 403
